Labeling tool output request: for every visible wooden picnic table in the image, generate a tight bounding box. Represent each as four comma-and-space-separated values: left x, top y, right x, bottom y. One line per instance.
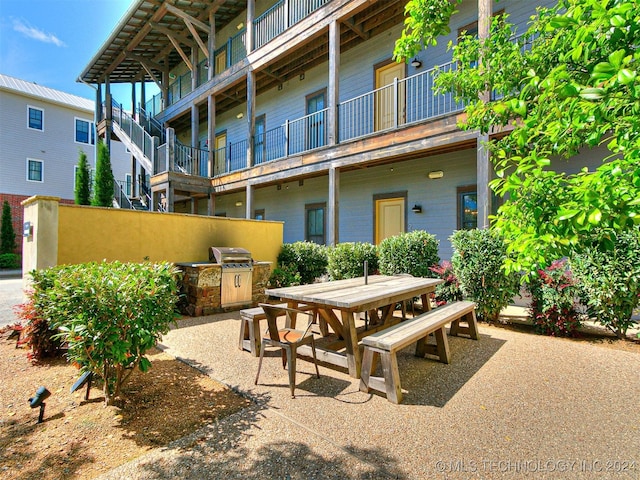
265, 275, 443, 378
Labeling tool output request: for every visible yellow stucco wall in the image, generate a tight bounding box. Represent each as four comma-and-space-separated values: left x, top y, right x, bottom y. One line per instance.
56, 205, 283, 266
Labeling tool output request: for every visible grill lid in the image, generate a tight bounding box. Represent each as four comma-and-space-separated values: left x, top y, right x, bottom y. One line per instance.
209, 246, 252, 265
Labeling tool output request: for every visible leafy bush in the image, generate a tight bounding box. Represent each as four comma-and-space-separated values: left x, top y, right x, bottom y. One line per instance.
15, 289, 64, 362
451, 229, 520, 322
570, 231, 640, 338
526, 259, 581, 337
277, 241, 328, 284
429, 260, 463, 306
378, 230, 440, 278
0, 253, 20, 269
327, 242, 379, 280
268, 264, 301, 288
30, 261, 180, 405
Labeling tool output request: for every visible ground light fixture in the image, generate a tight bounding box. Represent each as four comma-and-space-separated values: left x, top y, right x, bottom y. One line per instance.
70, 371, 93, 401
28, 386, 51, 423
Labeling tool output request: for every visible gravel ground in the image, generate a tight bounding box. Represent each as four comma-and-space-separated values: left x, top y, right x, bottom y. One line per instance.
97, 313, 640, 480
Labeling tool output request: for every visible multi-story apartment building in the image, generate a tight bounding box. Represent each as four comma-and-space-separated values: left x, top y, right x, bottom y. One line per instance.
78, 0, 605, 259
0, 74, 132, 254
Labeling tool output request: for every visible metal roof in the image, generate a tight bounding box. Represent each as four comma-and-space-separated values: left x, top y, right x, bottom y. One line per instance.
78, 0, 247, 85
0, 73, 93, 111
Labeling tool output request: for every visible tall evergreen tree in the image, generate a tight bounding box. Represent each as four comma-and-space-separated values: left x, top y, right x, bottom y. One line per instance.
75, 150, 91, 205
92, 140, 115, 207
1, 200, 17, 254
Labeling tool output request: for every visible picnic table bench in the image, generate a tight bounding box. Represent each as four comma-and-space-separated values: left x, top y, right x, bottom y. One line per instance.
359, 300, 479, 404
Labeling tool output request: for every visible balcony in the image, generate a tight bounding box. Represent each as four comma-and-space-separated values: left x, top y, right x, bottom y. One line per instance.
145, 0, 331, 117
155, 60, 465, 177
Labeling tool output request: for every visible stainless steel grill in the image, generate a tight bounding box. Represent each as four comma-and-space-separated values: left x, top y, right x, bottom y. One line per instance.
209, 247, 253, 308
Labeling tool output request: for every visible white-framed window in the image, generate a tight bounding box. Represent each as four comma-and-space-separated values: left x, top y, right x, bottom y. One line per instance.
27, 158, 44, 182
75, 118, 95, 145
28, 106, 44, 131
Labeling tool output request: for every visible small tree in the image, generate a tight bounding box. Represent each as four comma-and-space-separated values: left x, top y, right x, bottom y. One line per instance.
92, 140, 114, 207
1, 200, 17, 254
74, 150, 91, 205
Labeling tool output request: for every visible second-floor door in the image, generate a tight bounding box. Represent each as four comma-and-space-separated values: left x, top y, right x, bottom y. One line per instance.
215, 132, 227, 176
254, 115, 265, 165
375, 62, 405, 131
306, 90, 326, 150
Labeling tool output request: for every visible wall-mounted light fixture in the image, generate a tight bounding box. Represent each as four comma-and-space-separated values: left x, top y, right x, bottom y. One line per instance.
299, 73, 305, 81
237, 22, 244, 30
428, 170, 444, 179
278, 84, 283, 90
169, 72, 177, 80
411, 204, 423, 213
410, 58, 422, 68
277, 184, 282, 190
299, 179, 304, 186
235, 201, 243, 207
203, 61, 209, 70
236, 112, 244, 119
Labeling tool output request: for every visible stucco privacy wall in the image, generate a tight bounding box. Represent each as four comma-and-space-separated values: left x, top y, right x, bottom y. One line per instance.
22, 196, 283, 274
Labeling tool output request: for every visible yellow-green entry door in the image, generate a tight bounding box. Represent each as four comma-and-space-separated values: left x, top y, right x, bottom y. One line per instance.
375, 197, 405, 244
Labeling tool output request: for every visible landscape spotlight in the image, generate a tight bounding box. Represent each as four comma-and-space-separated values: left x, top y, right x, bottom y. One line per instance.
29, 386, 51, 423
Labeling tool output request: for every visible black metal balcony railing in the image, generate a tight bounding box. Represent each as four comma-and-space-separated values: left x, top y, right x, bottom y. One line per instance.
145, 0, 330, 116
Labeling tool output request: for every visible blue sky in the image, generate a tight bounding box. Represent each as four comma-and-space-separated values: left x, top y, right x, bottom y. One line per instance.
0, 0, 151, 109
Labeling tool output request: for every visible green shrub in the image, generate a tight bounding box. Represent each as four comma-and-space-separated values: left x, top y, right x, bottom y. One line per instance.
268, 264, 301, 288
429, 260, 463, 306
15, 288, 64, 362
327, 242, 379, 280
31, 261, 180, 405
378, 230, 440, 278
1, 200, 16, 254
450, 229, 520, 322
526, 259, 581, 337
277, 241, 328, 284
570, 230, 640, 338
0, 253, 20, 269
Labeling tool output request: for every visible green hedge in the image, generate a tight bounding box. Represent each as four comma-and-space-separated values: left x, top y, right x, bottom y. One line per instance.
378, 230, 440, 278
276, 241, 328, 284
327, 242, 379, 280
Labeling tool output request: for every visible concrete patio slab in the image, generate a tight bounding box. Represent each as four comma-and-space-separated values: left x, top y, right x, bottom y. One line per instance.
97, 311, 640, 479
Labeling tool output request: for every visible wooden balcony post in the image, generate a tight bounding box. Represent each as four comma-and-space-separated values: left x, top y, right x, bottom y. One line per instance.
191, 103, 199, 174
105, 76, 112, 152
328, 165, 340, 246
246, 184, 253, 219
208, 10, 215, 81
247, 70, 256, 168
246, 0, 254, 53
328, 20, 340, 146
208, 94, 215, 177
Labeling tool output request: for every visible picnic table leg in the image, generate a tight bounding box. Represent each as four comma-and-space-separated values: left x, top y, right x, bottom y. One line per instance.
341, 310, 361, 378
421, 293, 432, 312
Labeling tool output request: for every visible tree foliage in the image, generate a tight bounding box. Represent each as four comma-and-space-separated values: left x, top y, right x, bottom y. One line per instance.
74, 150, 91, 205
92, 140, 114, 207
395, 0, 640, 274
1, 200, 17, 254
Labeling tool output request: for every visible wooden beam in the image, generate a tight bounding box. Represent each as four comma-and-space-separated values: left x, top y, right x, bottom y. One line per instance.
185, 21, 210, 60
343, 18, 368, 40
150, 22, 194, 48
165, 3, 210, 33
125, 52, 164, 73
168, 34, 194, 72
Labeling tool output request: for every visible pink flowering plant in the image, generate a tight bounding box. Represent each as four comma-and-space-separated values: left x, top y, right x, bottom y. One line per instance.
526, 259, 581, 337
429, 261, 463, 306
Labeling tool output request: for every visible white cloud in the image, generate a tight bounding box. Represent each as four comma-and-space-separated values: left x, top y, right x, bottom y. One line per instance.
12, 19, 66, 47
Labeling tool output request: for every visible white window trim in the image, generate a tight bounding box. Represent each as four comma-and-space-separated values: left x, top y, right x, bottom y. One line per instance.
27, 105, 44, 131
26, 158, 44, 183
74, 117, 94, 145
